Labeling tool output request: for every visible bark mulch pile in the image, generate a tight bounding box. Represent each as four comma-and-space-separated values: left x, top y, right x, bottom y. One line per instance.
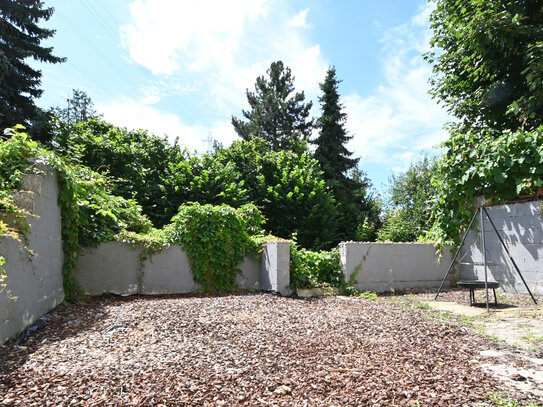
0, 293, 539, 406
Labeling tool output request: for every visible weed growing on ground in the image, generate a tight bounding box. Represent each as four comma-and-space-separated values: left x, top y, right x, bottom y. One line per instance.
486, 393, 539, 407
359, 291, 378, 301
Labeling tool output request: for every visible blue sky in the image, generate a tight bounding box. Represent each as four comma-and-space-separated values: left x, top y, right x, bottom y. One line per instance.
34, 0, 451, 192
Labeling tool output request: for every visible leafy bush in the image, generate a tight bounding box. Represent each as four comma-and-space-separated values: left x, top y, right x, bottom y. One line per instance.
1, 126, 153, 299
164, 203, 263, 292
52, 118, 187, 227
290, 242, 356, 294
215, 138, 338, 250
428, 126, 543, 247
378, 156, 436, 242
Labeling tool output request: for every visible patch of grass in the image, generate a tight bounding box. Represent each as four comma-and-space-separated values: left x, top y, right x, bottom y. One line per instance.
486, 392, 540, 407
413, 301, 431, 310
359, 291, 378, 301
520, 331, 543, 344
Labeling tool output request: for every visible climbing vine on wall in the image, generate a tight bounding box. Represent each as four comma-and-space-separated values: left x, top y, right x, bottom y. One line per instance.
428, 126, 543, 248
0, 127, 154, 300
164, 203, 264, 292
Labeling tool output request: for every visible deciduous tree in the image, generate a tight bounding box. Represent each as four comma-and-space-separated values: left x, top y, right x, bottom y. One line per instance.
425, 0, 543, 132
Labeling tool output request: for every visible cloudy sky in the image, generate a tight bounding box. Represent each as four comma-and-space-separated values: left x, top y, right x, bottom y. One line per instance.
34, 0, 451, 192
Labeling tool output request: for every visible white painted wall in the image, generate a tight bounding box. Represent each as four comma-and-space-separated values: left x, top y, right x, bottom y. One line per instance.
339, 242, 454, 293
458, 201, 543, 295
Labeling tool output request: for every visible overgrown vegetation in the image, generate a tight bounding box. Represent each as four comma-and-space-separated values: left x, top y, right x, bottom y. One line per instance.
378, 156, 437, 242
428, 127, 543, 247
164, 203, 264, 292
289, 243, 357, 295
0, 127, 153, 300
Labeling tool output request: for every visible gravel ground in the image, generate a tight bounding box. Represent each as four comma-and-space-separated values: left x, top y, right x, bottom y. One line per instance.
1, 293, 541, 406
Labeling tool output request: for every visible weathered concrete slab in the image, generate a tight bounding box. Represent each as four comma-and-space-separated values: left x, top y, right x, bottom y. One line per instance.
141, 245, 199, 294
0, 169, 64, 345
339, 242, 454, 293
459, 201, 543, 295
76, 242, 141, 295
260, 241, 292, 296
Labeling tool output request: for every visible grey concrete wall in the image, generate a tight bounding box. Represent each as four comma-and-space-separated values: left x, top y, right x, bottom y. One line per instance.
76, 242, 142, 295
0, 168, 64, 345
76, 242, 263, 295
260, 241, 292, 296
458, 201, 543, 295
339, 242, 454, 293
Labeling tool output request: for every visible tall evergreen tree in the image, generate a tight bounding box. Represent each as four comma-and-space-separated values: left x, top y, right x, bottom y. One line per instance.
314, 67, 373, 243
314, 66, 358, 180
231, 61, 313, 150
0, 0, 65, 140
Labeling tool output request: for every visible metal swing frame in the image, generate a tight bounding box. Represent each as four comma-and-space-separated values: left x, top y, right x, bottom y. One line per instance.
435, 206, 538, 311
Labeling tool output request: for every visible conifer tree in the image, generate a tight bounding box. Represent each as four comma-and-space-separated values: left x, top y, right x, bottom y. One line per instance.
314, 67, 372, 243
314, 66, 358, 181
0, 0, 65, 138
232, 61, 313, 150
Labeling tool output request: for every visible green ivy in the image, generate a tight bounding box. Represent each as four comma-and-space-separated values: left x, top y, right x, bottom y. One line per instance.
1, 127, 153, 300
428, 126, 543, 248
164, 202, 264, 292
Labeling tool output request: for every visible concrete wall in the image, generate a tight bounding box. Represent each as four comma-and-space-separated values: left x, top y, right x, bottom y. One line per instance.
0, 168, 64, 345
458, 201, 543, 295
76, 241, 287, 295
260, 241, 292, 296
339, 242, 454, 293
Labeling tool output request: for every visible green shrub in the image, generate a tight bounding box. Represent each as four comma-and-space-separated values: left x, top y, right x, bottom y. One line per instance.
1, 126, 153, 300
428, 126, 543, 248
290, 242, 356, 294
164, 203, 263, 292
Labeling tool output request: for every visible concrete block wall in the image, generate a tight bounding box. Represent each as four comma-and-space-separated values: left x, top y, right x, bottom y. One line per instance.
0, 168, 64, 345
458, 201, 543, 295
76, 241, 289, 296
339, 242, 454, 293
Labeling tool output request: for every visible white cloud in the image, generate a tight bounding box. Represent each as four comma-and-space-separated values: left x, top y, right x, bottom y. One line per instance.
344, 2, 450, 170
97, 98, 239, 152
119, 0, 327, 143
288, 8, 311, 29
121, 0, 272, 75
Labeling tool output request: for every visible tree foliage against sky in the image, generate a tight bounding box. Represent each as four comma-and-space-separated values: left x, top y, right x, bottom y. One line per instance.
51, 89, 100, 127
378, 156, 437, 242
426, 0, 543, 246
0, 0, 65, 139
426, 0, 543, 133
313, 67, 372, 243
231, 61, 314, 150
314, 67, 359, 181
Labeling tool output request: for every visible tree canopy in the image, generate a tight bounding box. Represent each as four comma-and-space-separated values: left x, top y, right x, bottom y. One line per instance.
314, 67, 358, 181
0, 0, 65, 140
313, 67, 372, 243
425, 0, 543, 133
231, 61, 314, 150
378, 156, 437, 242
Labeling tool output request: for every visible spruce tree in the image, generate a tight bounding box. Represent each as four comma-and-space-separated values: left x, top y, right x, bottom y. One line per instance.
314, 67, 358, 181
0, 0, 65, 139
232, 61, 314, 150
314, 67, 368, 243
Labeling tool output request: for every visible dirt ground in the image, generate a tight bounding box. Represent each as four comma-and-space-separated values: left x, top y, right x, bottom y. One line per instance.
1, 291, 542, 406
383, 288, 543, 403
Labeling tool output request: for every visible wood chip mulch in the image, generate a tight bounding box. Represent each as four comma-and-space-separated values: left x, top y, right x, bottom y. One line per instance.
0, 293, 537, 406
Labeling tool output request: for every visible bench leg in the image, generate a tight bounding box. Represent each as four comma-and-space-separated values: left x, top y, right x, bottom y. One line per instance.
469, 289, 474, 306
493, 288, 497, 305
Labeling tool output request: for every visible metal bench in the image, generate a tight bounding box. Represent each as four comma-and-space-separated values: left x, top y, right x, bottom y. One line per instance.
457, 281, 500, 306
